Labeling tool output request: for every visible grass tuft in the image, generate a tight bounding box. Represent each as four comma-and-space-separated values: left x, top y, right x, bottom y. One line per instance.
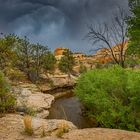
23, 115, 33, 136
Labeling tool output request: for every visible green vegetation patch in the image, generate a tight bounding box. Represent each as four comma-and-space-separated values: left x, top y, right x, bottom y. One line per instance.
75, 66, 140, 131
0, 71, 16, 114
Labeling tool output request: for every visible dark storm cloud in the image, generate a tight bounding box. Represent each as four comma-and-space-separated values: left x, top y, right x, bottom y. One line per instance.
0, 0, 129, 53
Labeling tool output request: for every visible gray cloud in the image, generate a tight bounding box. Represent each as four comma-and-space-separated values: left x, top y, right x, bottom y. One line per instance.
0, 0, 129, 54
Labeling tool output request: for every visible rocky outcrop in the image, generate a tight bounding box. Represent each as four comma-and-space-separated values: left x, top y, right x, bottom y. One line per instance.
62, 128, 140, 140
0, 114, 25, 140
50, 75, 76, 87
26, 92, 54, 110
31, 117, 77, 137
0, 114, 76, 140
39, 75, 76, 93
13, 84, 54, 119
0, 114, 140, 140
12, 76, 76, 118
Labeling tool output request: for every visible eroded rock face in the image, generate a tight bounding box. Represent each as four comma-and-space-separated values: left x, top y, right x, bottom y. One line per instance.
39, 75, 76, 93
13, 84, 54, 119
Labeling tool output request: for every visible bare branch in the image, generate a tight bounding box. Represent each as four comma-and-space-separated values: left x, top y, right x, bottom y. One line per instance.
86, 7, 128, 67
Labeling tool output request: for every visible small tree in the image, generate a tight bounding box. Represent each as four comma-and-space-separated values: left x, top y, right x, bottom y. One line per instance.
127, 0, 140, 56
43, 51, 56, 74
0, 34, 17, 69
32, 43, 48, 80
0, 71, 16, 113
58, 49, 75, 77
16, 36, 34, 79
16, 37, 49, 82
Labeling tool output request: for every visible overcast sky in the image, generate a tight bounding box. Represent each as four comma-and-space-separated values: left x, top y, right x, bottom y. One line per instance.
0, 0, 129, 54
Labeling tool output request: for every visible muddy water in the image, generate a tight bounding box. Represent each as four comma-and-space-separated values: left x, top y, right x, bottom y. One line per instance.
48, 95, 94, 129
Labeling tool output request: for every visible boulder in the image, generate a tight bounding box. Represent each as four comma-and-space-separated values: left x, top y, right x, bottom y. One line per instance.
31, 117, 77, 137
16, 89, 54, 111
13, 85, 54, 119
26, 92, 54, 111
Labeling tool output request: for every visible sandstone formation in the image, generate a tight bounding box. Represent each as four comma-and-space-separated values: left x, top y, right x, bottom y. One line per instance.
63, 128, 140, 140
13, 84, 54, 119
31, 117, 77, 137
54, 47, 68, 60
38, 74, 76, 93
0, 114, 140, 140
0, 114, 76, 140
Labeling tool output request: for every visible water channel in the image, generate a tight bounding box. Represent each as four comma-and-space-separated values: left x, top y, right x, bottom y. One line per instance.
48, 93, 94, 129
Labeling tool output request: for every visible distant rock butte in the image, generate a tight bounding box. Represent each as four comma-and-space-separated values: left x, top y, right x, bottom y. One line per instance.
54, 41, 128, 65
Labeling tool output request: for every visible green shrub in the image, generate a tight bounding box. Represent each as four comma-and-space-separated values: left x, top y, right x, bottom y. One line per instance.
4, 68, 26, 82
79, 64, 87, 74
125, 57, 140, 68
58, 49, 75, 75
25, 107, 36, 116
0, 71, 16, 113
75, 66, 140, 131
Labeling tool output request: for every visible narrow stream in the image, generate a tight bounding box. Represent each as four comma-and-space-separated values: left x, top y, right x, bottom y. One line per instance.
48, 94, 94, 129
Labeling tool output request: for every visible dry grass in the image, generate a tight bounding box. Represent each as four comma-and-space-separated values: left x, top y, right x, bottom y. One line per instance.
56, 106, 69, 138
56, 121, 69, 138
41, 124, 46, 137
23, 115, 33, 135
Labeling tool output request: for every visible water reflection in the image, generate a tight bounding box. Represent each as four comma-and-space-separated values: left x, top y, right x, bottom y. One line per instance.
48, 96, 94, 128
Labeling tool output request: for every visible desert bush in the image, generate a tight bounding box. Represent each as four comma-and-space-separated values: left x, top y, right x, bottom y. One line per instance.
0, 71, 16, 113
4, 68, 26, 82
25, 107, 36, 116
75, 66, 140, 131
125, 57, 140, 68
